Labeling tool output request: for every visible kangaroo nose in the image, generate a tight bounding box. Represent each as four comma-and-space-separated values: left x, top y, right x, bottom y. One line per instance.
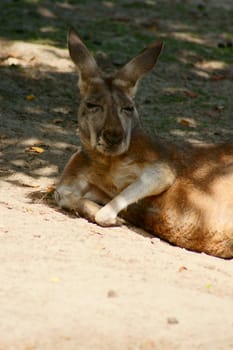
102, 129, 123, 146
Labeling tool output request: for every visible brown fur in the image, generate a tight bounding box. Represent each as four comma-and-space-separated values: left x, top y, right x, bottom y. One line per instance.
55, 28, 233, 258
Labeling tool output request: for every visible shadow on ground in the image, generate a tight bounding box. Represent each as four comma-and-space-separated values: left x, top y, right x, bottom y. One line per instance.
0, 64, 78, 184
0, 0, 233, 187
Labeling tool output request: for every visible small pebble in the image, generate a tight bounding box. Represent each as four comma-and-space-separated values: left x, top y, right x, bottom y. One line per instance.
167, 317, 179, 325
107, 289, 118, 298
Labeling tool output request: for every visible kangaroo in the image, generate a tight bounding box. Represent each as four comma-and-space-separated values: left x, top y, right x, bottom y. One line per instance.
55, 27, 233, 258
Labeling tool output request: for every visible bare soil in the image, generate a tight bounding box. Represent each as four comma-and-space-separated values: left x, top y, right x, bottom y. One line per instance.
0, 1, 233, 349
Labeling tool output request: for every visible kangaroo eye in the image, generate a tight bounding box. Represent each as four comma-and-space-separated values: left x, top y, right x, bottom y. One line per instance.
122, 106, 134, 113
85, 102, 101, 110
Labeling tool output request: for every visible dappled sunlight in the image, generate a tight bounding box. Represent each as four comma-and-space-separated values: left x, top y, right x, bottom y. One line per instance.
0, 40, 73, 72
39, 26, 58, 34
37, 5, 57, 19
31, 164, 58, 177
171, 32, 206, 45
24, 105, 44, 114
0, 4, 233, 349
1, 0, 233, 191
169, 129, 205, 145
0, 47, 78, 188
195, 60, 228, 70
180, 56, 230, 79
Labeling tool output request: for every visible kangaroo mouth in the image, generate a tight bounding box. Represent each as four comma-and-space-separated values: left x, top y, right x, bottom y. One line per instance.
79, 126, 131, 156
96, 136, 128, 156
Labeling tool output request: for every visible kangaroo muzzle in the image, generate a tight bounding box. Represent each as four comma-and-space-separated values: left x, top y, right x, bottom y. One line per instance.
102, 129, 124, 147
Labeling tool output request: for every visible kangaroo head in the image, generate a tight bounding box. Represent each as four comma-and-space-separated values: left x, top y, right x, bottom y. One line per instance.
68, 27, 163, 156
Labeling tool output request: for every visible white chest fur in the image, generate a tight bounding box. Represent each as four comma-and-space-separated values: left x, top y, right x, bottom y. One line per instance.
110, 159, 142, 191
88, 158, 143, 198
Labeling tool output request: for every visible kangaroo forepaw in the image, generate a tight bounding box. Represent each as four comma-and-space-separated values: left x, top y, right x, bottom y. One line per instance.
95, 206, 122, 227
75, 198, 102, 223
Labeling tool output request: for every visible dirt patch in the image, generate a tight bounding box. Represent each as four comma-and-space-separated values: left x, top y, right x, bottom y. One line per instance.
0, 1, 233, 349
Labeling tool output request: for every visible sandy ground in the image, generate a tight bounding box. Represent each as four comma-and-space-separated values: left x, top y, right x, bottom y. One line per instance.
0, 41, 233, 350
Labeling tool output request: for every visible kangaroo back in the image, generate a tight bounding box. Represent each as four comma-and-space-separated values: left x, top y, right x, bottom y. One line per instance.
124, 144, 233, 258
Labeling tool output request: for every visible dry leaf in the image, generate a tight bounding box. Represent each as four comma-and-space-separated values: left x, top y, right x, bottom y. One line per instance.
178, 266, 188, 272
26, 94, 36, 101
205, 110, 219, 118
24, 208, 34, 213
146, 25, 158, 32
26, 146, 45, 154
211, 75, 228, 81
52, 118, 64, 124
184, 90, 199, 98
46, 186, 55, 193
22, 183, 40, 188
177, 117, 197, 128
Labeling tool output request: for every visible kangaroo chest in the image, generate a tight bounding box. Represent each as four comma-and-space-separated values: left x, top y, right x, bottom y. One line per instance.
87, 157, 143, 197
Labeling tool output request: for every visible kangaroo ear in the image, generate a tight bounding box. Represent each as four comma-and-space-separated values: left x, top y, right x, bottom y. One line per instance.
114, 41, 163, 96
68, 27, 102, 92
